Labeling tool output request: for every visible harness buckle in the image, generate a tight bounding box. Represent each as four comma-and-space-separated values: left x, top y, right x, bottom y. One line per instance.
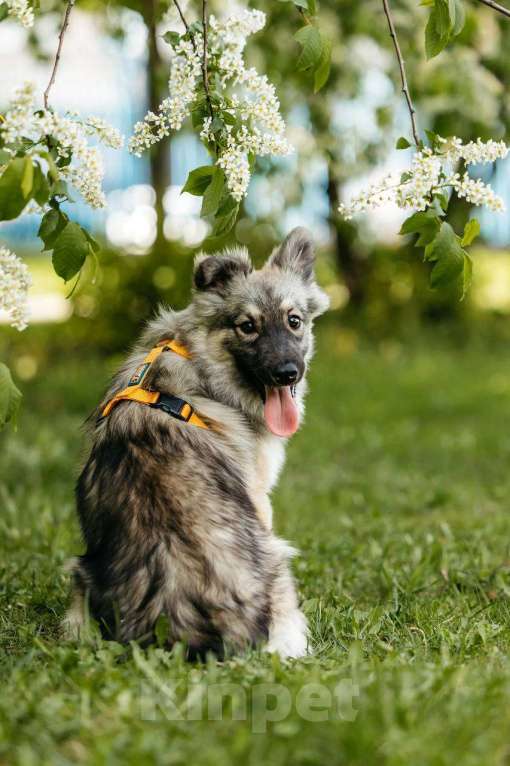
153, 394, 193, 422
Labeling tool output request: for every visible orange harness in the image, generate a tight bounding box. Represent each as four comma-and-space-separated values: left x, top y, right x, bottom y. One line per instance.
101, 339, 208, 429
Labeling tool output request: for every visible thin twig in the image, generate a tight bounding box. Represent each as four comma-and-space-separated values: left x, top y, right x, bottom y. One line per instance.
172, 0, 191, 33
476, 0, 510, 17
43, 0, 75, 110
201, 0, 214, 120
172, 0, 214, 121
381, 0, 420, 146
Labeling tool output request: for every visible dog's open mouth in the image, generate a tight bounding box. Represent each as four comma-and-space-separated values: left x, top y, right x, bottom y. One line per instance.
264, 385, 299, 438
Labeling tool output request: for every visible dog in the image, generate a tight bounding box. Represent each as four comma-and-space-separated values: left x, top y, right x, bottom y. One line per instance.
66, 227, 329, 659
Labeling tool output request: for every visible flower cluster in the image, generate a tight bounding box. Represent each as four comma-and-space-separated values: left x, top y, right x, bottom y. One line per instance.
0, 82, 124, 208
129, 9, 292, 202
0, 246, 31, 331
453, 173, 505, 212
129, 38, 202, 155
339, 137, 508, 219
201, 9, 292, 201
4, 0, 34, 28
440, 136, 508, 166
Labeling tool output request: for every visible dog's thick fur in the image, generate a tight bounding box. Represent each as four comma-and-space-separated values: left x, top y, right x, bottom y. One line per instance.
67, 227, 329, 659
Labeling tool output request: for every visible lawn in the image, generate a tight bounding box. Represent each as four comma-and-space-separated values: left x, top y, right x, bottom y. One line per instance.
3, 324, 510, 764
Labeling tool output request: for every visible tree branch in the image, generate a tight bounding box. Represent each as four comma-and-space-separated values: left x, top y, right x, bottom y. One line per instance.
381, 0, 420, 146
201, 0, 214, 120
172, 0, 191, 34
43, 0, 75, 110
476, 0, 510, 17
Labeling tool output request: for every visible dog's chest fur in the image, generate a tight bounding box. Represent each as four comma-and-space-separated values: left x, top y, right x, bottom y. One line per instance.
251, 434, 286, 528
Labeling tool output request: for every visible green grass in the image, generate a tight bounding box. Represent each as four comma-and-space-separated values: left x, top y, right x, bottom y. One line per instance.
3, 325, 510, 764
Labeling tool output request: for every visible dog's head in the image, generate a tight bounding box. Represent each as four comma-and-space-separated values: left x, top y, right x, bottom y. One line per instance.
191, 227, 329, 437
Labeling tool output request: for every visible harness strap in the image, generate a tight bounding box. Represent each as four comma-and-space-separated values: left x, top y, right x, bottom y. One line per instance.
101, 339, 208, 429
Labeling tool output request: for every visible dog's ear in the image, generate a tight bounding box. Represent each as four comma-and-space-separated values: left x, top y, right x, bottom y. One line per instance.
193, 250, 252, 294
268, 227, 329, 317
267, 227, 315, 283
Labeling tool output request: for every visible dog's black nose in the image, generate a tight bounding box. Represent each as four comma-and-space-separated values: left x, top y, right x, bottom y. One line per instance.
273, 362, 299, 386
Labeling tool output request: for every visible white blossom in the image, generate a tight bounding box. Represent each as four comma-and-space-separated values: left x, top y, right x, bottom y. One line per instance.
129, 9, 292, 202
4, 0, 34, 28
439, 135, 508, 166
339, 136, 508, 219
85, 117, 124, 150
0, 246, 31, 331
452, 173, 505, 212
217, 139, 251, 201
0, 82, 124, 209
129, 38, 202, 156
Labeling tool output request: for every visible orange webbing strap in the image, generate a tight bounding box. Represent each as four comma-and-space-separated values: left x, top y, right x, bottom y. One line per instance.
101, 386, 160, 418
101, 339, 208, 429
164, 339, 192, 359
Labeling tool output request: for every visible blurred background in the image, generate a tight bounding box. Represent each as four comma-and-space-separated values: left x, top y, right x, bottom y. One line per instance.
6, 5, 510, 759
2, 0, 510, 380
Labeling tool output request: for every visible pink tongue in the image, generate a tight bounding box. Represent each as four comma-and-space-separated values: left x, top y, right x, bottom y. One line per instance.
264, 387, 299, 437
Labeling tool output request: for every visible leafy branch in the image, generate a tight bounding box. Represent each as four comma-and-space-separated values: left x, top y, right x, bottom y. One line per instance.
171, 0, 214, 120
381, 0, 420, 146
288, 0, 332, 93
201, 0, 214, 121
43, 0, 75, 109
339, 0, 510, 295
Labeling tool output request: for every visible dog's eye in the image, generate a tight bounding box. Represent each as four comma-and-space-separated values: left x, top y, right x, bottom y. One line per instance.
288, 314, 302, 330
238, 320, 256, 335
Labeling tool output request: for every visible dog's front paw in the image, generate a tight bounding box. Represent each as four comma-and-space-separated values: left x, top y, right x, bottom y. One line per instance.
266, 610, 309, 659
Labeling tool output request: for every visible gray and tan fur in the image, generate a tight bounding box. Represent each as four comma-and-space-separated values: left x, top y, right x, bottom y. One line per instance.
67, 227, 329, 659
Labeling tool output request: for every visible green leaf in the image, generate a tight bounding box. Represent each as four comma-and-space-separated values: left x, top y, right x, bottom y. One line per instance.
182, 165, 214, 196
294, 25, 322, 71
20, 157, 33, 199
0, 4, 8, 22
84, 228, 100, 254
51, 221, 90, 281
210, 198, 240, 237
0, 157, 32, 220
201, 167, 225, 217
461, 252, 473, 299
162, 31, 180, 46
0, 363, 21, 430
32, 163, 50, 206
416, 221, 441, 247
400, 211, 437, 235
38, 208, 69, 250
400, 211, 441, 247
425, 0, 452, 59
51, 179, 74, 201
0, 148, 11, 164
396, 136, 412, 150
452, 0, 466, 34
448, 0, 466, 34
424, 221, 466, 289
425, 129, 440, 147
314, 35, 332, 92
39, 150, 59, 183
461, 218, 480, 247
